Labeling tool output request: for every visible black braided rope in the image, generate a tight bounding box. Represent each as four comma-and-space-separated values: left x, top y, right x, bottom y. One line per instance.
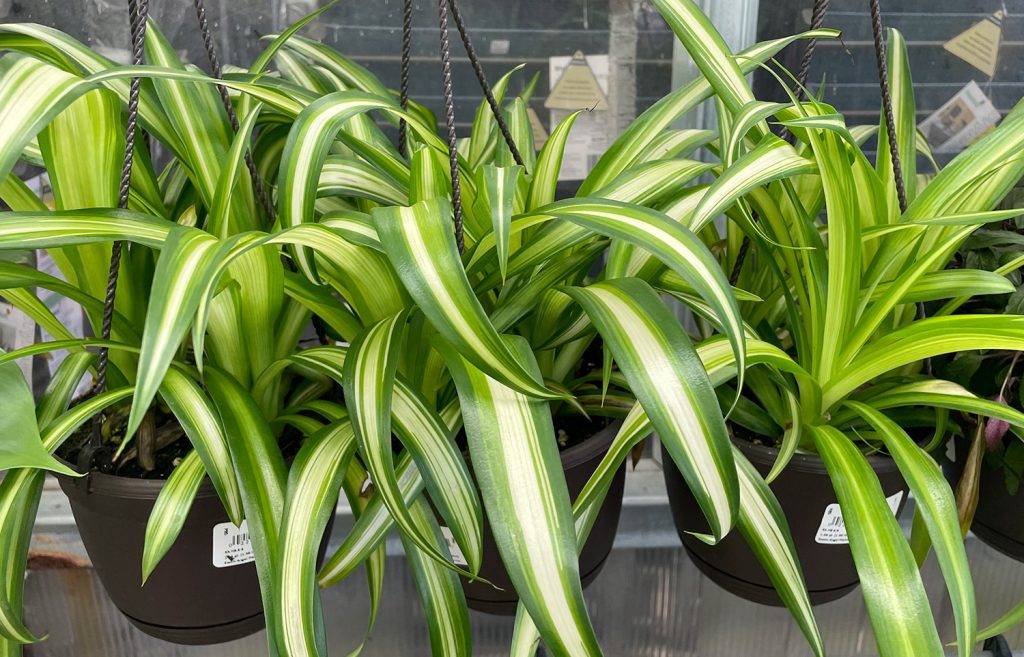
437, 0, 464, 253
779, 0, 829, 142
869, 0, 908, 214
398, 0, 413, 156
448, 0, 524, 167
193, 0, 276, 221
795, 0, 830, 96
94, 0, 149, 396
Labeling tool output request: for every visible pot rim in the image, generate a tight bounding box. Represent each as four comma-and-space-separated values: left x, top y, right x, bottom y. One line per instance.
559, 418, 624, 470
55, 456, 219, 500
733, 435, 900, 475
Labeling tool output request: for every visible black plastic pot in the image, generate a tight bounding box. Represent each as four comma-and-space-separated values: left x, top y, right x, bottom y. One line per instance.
945, 438, 1024, 561
57, 468, 335, 644
461, 419, 626, 615
664, 438, 908, 606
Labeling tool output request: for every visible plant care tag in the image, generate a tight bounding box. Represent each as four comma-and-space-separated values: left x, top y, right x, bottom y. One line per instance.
439, 526, 468, 567
814, 491, 904, 545
212, 520, 255, 568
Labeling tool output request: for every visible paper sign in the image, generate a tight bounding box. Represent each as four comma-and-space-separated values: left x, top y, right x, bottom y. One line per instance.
919, 81, 1000, 153
527, 106, 549, 149
547, 52, 611, 180
944, 9, 1004, 78
815, 491, 904, 545
546, 50, 609, 111
439, 526, 468, 567
212, 520, 255, 568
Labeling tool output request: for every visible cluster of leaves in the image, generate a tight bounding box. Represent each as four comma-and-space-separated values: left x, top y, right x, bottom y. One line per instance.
0, 1, 1023, 656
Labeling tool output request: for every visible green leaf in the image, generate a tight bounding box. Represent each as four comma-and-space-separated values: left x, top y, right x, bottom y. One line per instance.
547, 198, 746, 397
277, 90, 444, 281
126, 226, 237, 442
976, 599, 1024, 644
580, 27, 838, 193
0, 209, 171, 250
650, 0, 758, 121
277, 419, 355, 657
825, 316, 1024, 409
476, 164, 523, 281
562, 279, 737, 540
689, 135, 816, 233
437, 334, 603, 657
0, 469, 45, 645
526, 111, 580, 211
343, 314, 481, 577
844, 402, 975, 657
159, 367, 243, 524
0, 53, 93, 183
141, 450, 206, 583
374, 197, 556, 399
399, 498, 473, 657
811, 425, 943, 657
204, 368, 287, 657
876, 29, 917, 212
0, 358, 76, 476
732, 448, 824, 656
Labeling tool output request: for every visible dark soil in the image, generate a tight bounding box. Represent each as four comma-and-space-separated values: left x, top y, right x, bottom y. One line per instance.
56, 404, 190, 480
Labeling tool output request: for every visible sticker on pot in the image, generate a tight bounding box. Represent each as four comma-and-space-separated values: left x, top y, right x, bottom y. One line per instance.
212, 520, 255, 568
814, 491, 904, 545
439, 526, 469, 567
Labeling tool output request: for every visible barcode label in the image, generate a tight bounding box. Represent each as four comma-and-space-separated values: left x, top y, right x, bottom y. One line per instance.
212, 520, 255, 568
814, 491, 904, 545
439, 526, 469, 567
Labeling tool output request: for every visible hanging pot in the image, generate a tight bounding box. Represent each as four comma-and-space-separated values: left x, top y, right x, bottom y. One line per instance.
664, 437, 908, 605
944, 436, 1024, 562
458, 419, 626, 615
56, 466, 336, 645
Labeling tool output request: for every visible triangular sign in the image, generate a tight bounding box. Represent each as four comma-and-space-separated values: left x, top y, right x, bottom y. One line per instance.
527, 106, 549, 149
944, 9, 1004, 77
544, 51, 609, 111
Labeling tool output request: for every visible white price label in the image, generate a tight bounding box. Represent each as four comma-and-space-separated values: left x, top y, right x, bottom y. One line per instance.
814, 491, 904, 545
212, 520, 255, 568
439, 526, 468, 567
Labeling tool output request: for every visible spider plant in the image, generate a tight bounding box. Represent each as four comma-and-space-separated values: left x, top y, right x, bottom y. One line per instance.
649, 1, 1024, 654
0, 3, 841, 657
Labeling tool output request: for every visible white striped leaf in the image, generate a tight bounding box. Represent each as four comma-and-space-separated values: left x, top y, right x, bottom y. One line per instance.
125, 226, 237, 442
399, 498, 473, 657
526, 111, 580, 210
688, 135, 816, 233
545, 199, 746, 395
825, 316, 1024, 409
476, 164, 523, 281
650, 0, 758, 119
204, 368, 287, 657
468, 65, 522, 167
562, 279, 738, 540
580, 28, 838, 194
318, 451, 423, 586
438, 334, 604, 657
159, 367, 243, 524
732, 449, 824, 655
141, 450, 206, 583
278, 420, 356, 657
845, 402, 975, 657
343, 313, 482, 577
374, 197, 556, 399
811, 425, 943, 657
277, 91, 445, 281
